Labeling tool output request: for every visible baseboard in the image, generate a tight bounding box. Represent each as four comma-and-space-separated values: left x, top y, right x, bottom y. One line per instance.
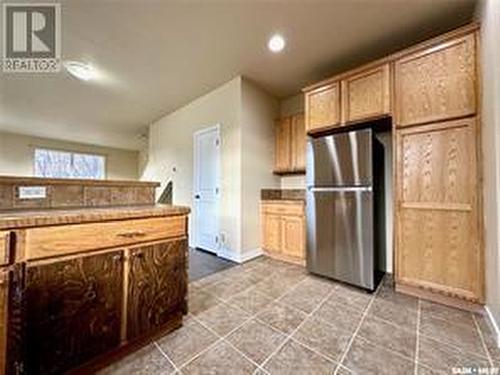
216, 247, 240, 263
216, 247, 263, 264
239, 248, 263, 263
485, 306, 500, 348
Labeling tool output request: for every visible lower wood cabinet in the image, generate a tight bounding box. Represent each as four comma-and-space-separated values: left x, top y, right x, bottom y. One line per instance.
261, 201, 305, 265
0, 269, 7, 374
262, 213, 282, 253
127, 240, 187, 341
25, 251, 124, 374
1, 265, 24, 375
19, 237, 188, 374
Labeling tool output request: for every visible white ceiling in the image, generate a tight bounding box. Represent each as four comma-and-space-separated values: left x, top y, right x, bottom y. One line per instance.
0, 0, 477, 150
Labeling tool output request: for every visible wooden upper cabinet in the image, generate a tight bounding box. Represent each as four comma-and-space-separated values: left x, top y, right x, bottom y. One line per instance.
396, 118, 481, 302
25, 251, 123, 374
395, 33, 476, 127
291, 113, 306, 171
127, 239, 187, 341
305, 82, 341, 132
274, 113, 306, 174
342, 64, 391, 123
274, 117, 292, 173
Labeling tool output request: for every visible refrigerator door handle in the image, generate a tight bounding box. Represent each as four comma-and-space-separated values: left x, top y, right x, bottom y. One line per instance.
307, 186, 373, 193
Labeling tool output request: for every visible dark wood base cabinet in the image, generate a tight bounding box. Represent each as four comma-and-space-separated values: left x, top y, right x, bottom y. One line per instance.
26, 251, 124, 375
1, 237, 188, 375
1, 265, 25, 375
127, 240, 187, 341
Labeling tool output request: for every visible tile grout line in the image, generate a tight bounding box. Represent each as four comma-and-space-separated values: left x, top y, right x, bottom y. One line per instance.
333, 279, 383, 375
414, 298, 421, 375
417, 327, 492, 359
153, 341, 180, 372
183, 271, 314, 373
259, 286, 339, 371
472, 312, 495, 367
190, 313, 267, 372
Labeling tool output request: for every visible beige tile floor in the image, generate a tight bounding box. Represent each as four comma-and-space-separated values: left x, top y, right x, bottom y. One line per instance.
100, 256, 500, 375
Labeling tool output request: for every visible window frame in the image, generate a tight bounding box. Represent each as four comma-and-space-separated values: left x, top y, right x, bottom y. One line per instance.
33, 146, 108, 180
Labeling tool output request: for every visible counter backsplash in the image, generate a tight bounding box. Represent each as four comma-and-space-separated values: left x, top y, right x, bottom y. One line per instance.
0, 176, 159, 210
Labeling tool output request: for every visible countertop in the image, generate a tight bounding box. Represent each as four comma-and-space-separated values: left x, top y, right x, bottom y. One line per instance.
0, 204, 190, 230
261, 189, 305, 201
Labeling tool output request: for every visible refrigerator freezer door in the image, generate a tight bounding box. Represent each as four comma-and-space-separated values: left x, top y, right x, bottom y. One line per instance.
306, 188, 374, 290
306, 128, 373, 187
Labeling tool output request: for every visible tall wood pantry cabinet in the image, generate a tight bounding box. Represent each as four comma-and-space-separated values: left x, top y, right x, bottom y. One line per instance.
394, 30, 482, 304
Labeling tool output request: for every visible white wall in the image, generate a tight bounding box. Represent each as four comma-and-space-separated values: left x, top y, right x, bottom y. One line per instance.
478, 0, 500, 344
0, 131, 139, 180
142, 76, 279, 261
142, 77, 242, 254
240, 79, 280, 255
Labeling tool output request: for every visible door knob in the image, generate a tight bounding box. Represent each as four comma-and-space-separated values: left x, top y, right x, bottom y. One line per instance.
195, 194, 201, 199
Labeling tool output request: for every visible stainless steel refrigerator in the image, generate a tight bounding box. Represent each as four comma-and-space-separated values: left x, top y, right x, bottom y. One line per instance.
306, 128, 385, 291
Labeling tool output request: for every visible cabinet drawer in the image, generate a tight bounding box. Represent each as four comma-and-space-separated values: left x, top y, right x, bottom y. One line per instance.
0, 232, 10, 266
24, 216, 187, 260
261, 202, 304, 216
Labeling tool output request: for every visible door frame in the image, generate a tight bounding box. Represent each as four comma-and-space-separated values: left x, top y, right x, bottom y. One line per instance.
192, 124, 221, 253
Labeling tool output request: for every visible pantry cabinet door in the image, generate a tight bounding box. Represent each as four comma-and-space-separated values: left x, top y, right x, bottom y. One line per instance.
395, 33, 476, 127
25, 251, 123, 374
396, 118, 482, 302
127, 239, 187, 341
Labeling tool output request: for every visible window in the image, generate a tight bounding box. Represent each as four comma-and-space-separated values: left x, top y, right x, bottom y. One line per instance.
34, 148, 106, 179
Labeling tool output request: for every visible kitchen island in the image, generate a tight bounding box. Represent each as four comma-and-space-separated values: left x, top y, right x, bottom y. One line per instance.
0, 177, 190, 374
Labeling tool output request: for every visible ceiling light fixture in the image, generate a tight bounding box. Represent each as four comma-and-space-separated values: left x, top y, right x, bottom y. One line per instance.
268, 34, 285, 53
64, 61, 96, 81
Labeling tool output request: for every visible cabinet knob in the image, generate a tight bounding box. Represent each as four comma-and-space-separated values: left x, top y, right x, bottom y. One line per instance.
133, 251, 145, 259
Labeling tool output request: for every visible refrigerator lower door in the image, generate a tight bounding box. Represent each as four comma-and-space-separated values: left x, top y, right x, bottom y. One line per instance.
306, 187, 374, 290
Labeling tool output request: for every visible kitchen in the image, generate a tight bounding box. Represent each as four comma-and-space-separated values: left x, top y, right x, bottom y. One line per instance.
1, 1, 500, 374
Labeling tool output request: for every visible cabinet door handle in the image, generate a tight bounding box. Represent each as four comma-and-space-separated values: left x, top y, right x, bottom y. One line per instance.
132, 250, 145, 259
116, 231, 146, 239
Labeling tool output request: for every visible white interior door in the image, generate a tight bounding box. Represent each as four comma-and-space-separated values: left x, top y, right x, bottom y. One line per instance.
193, 125, 221, 253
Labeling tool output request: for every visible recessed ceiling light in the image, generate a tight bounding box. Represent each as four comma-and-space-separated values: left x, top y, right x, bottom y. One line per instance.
268, 34, 285, 53
64, 61, 95, 81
